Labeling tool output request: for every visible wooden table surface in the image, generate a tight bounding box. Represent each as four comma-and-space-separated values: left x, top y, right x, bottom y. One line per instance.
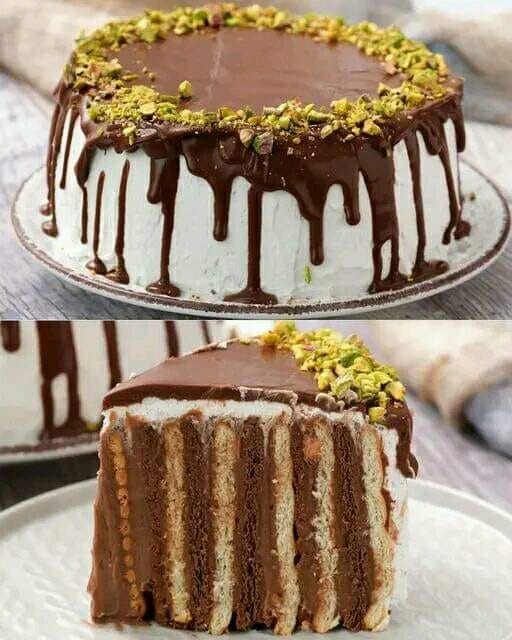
1, 71, 511, 320
1, 321, 510, 513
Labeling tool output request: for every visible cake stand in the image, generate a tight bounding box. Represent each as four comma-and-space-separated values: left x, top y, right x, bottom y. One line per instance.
12, 161, 511, 319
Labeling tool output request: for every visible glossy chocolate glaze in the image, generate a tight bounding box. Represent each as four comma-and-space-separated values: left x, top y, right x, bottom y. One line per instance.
116, 28, 403, 111
42, 26, 468, 304
104, 340, 418, 478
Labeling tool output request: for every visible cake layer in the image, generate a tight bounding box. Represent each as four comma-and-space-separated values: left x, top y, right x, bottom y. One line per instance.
40, 6, 469, 305
0, 320, 227, 452
90, 398, 409, 633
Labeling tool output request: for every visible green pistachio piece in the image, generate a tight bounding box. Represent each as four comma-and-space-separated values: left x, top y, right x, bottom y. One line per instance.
253, 131, 274, 155
239, 128, 255, 148
304, 265, 312, 284
178, 80, 193, 99
369, 406, 387, 423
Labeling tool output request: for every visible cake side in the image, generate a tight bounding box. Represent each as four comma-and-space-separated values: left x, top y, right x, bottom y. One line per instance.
90, 397, 412, 633
90, 325, 417, 633
40, 5, 469, 305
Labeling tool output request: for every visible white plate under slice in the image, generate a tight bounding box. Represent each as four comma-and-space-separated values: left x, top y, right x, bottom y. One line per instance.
11, 162, 511, 319
0, 479, 511, 639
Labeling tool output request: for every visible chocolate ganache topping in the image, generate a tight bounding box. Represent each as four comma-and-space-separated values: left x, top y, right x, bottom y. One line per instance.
42, 4, 469, 304
104, 323, 418, 477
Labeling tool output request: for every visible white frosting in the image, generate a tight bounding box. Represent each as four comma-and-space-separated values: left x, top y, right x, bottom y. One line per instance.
49, 113, 465, 304
104, 397, 293, 424
0, 321, 229, 449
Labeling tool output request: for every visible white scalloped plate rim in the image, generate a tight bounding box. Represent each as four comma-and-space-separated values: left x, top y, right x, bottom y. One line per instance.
1, 478, 512, 639
11, 161, 511, 319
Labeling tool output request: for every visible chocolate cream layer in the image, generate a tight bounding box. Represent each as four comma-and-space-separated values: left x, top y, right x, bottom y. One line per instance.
43, 26, 468, 303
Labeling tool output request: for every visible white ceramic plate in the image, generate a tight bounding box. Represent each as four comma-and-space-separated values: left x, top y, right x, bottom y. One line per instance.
0, 479, 511, 639
0, 438, 98, 466
12, 162, 511, 319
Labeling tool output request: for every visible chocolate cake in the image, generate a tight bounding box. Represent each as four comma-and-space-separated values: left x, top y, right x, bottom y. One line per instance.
89, 322, 418, 633
41, 4, 468, 306
0, 320, 228, 453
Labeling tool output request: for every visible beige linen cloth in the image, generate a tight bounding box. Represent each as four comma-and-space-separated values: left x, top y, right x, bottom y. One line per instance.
374, 321, 512, 426
2, 0, 512, 99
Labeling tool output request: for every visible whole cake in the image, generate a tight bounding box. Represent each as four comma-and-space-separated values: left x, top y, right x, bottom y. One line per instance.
0, 320, 227, 453
41, 4, 468, 306
89, 322, 418, 633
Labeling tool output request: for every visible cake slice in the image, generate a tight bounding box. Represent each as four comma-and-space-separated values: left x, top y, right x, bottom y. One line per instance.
89, 323, 417, 633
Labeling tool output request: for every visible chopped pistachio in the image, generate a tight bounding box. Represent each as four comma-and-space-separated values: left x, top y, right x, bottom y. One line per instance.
320, 124, 334, 139
253, 131, 274, 155
178, 79, 193, 99
304, 265, 312, 284
70, 4, 453, 147
369, 406, 386, 423
363, 119, 382, 136
139, 101, 156, 115
239, 128, 255, 148
254, 321, 406, 409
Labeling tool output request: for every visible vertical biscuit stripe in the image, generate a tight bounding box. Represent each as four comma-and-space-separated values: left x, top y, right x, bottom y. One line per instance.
181, 412, 212, 628
270, 416, 300, 635
163, 420, 191, 625
209, 419, 237, 634
309, 418, 338, 633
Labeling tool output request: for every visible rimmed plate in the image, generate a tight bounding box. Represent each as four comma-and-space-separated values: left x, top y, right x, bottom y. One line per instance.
12, 162, 511, 319
0, 437, 98, 466
0, 479, 511, 638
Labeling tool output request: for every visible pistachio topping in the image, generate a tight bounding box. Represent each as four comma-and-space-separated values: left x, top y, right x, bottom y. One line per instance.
257, 321, 406, 421
71, 3, 455, 147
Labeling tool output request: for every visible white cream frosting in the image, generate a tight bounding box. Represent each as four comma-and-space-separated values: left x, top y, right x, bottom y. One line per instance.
49, 112, 464, 304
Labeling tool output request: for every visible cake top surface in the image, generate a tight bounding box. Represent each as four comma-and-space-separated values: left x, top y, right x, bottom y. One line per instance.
65, 3, 461, 149
104, 322, 404, 424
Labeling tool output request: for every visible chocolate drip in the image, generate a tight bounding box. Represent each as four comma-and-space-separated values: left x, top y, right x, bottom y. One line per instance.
41, 84, 74, 236
165, 321, 179, 357
103, 321, 121, 389
59, 109, 79, 190
148, 158, 164, 204
201, 320, 211, 344
405, 133, 448, 279
385, 402, 419, 479
42, 30, 469, 305
107, 160, 131, 284
233, 417, 266, 629
146, 154, 181, 296
37, 322, 85, 440
225, 186, 278, 305
86, 171, 107, 275
1, 321, 21, 352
